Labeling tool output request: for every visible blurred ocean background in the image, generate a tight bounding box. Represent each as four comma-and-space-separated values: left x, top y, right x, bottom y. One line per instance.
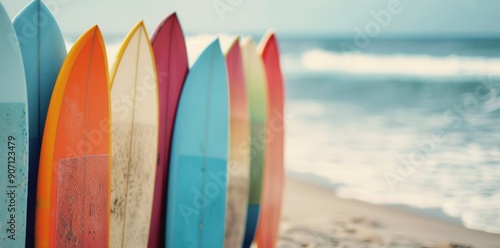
280, 37, 500, 234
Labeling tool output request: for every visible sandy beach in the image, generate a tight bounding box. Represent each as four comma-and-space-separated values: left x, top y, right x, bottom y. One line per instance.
278, 178, 500, 248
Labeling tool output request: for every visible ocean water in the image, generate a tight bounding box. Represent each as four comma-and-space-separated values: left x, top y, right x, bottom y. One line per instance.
67, 35, 500, 235
281, 37, 500, 234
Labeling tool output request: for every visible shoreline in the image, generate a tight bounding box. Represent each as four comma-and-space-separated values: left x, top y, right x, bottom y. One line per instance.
279, 177, 500, 247
287, 171, 465, 226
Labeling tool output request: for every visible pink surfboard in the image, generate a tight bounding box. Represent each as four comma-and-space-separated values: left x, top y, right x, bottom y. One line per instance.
148, 13, 189, 248
255, 32, 286, 248
223, 38, 251, 248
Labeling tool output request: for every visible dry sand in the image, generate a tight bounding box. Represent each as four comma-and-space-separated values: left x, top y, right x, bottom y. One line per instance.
278, 178, 500, 248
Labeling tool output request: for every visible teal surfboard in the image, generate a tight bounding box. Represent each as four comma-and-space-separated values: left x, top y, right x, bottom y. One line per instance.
13, 1, 66, 246
166, 39, 229, 247
0, 3, 29, 247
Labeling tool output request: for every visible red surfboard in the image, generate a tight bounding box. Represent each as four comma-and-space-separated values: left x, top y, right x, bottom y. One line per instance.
255, 32, 286, 248
148, 13, 189, 248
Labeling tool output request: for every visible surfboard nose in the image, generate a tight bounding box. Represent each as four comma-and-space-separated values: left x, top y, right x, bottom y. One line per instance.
158, 12, 179, 29
135, 20, 146, 30
90, 25, 101, 36
209, 38, 222, 53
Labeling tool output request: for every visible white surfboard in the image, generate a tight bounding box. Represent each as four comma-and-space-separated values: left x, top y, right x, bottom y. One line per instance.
109, 21, 159, 248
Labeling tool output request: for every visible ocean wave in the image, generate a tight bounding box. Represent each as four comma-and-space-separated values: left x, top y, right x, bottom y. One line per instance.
285, 49, 500, 79
286, 99, 500, 234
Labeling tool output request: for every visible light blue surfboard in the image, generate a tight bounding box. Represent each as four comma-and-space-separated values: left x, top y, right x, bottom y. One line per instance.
13, 1, 66, 246
166, 39, 229, 247
0, 3, 29, 247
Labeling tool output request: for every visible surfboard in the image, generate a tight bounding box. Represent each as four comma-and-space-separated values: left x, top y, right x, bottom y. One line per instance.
13, 1, 67, 246
222, 37, 251, 248
0, 3, 29, 247
35, 26, 111, 248
166, 39, 229, 247
149, 13, 189, 248
255, 32, 286, 248
110, 21, 159, 248
241, 37, 269, 248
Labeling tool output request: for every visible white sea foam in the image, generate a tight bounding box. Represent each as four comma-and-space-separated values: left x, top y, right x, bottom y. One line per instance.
285, 49, 500, 79
286, 99, 500, 234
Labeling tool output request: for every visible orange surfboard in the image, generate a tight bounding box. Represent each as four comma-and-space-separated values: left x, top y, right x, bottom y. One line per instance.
255, 32, 286, 248
35, 26, 111, 248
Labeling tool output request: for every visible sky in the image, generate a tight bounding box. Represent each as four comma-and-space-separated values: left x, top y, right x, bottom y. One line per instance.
3, 0, 500, 38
